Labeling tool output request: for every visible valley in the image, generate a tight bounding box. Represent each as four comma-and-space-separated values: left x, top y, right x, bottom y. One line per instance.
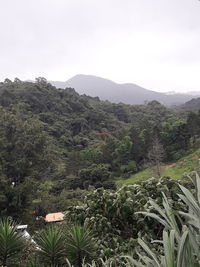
0, 77, 200, 266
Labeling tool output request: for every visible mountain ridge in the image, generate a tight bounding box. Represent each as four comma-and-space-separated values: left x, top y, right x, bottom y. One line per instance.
50, 74, 199, 106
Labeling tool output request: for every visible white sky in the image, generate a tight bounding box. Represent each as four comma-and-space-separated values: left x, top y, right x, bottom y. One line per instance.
0, 0, 200, 92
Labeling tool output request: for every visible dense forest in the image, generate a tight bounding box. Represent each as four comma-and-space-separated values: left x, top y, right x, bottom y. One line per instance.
1, 78, 200, 266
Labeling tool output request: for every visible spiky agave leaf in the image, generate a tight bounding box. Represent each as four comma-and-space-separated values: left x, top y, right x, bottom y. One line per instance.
161, 194, 181, 237
133, 173, 200, 267
122, 255, 146, 266
176, 229, 189, 267
176, 172, 200, 264
66, 225, 95, 267
35, 225, 66, 266
136, 194, 181, 242
178, 173, 200, 222
137, 238, 161, 267
66, 257, 120, 267
162, 230, 175, 267
0, 218, 25, 266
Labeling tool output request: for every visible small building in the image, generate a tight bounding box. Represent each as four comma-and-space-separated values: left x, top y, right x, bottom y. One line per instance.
45, 212, 64, 223
16, 225, 36, 245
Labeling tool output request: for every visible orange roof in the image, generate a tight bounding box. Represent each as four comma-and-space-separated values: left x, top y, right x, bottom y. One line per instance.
45, 212, 64, 223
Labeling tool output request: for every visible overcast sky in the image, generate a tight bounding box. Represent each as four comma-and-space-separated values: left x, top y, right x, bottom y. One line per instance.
0, 0, 200, 92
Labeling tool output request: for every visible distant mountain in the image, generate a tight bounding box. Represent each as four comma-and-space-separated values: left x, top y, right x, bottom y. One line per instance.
50, 74, 198, 106
177, 97, 200, 113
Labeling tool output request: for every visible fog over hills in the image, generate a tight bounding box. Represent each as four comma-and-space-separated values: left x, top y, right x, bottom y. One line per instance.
177, 97, 200, 113
50, 74, 199, 106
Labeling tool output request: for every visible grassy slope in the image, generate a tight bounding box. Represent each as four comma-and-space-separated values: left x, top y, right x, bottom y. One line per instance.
116, 147, 200, 186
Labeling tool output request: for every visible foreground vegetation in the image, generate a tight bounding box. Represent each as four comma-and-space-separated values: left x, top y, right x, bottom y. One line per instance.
1, 173, 200, 266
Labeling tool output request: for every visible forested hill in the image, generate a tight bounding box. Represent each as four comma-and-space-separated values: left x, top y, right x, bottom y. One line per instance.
177, 97, 200, 113
0, 77, 199, 224
50, 74, 196, 106
0, 78, 173, 143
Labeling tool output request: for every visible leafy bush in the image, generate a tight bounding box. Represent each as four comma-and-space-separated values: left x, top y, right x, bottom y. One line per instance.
79, 164, 113, 189
120, 160, 138, 176
66, 177, 184, 259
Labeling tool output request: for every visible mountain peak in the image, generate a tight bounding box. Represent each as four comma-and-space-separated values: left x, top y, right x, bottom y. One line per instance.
50, 74, 197, 106
67, 74, 118, 85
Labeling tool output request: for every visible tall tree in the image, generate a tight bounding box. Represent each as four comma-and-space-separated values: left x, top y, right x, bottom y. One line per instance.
113, 136, 133, 165
0, 108, 53, 219
186, 111, 200, 142
148, 137, 165, 178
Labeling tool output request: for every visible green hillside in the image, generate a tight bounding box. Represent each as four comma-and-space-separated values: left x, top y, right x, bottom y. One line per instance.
1, 78, 200, 227
116, 146, 200, 186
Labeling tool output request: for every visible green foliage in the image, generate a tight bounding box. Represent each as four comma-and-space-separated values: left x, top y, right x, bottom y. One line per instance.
0, 78, 199, 242
80, 147, 102, 164
100, 138, 117, 165
132, 173, 200, 266
120, 160, 137, 176
35, 225, 66, 266
33, 187, 86, 217
30, 224, 96, 267
66, 225, 96, 267
0, 109, 53, 182
0, 108, 55, 221
0, 218, 25, 266
113, 136, 133, 165
79, 164, 113, 189
0, 173, 199, 266
66, 177, 183, 259
26, 259, 44, 267
160, 118, 191, 160
118, 146, 200, 185
0, 77, 200, 266
186, 111, 200, 140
